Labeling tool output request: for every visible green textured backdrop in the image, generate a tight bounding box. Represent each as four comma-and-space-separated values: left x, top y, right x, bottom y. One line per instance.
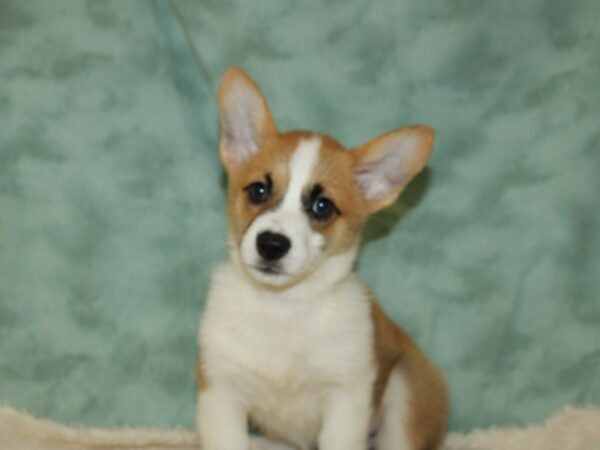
0, 0, 599, 433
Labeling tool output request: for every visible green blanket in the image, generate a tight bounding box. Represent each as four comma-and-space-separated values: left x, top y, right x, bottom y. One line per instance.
1, 0, 598, 432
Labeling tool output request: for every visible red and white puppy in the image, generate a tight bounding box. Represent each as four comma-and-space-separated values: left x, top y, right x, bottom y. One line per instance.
197, 68, 449, 450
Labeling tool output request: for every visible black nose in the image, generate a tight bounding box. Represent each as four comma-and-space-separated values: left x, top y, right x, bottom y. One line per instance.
256, 231, 291, 261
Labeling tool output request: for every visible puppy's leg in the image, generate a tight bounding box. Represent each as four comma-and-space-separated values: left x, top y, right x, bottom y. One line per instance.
373, 369, 412, 450
197, 386, 248, 450
318, 381, 372, 450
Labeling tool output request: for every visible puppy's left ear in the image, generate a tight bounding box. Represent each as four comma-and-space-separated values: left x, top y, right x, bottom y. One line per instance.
218, 67, 277, 170
353, 125, 435, 213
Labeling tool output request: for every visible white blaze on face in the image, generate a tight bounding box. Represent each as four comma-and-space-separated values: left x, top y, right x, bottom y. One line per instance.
239, 137, 324, 286
280, 138, 320, 211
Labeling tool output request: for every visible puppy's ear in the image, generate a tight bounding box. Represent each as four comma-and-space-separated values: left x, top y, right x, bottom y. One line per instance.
218, 67, 277, 169
353, 125, 435, 213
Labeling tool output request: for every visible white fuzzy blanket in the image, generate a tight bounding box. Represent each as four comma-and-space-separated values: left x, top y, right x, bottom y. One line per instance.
0, 405, 598, 450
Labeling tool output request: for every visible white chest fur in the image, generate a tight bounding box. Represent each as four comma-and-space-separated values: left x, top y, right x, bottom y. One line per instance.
199, 263, 375, 449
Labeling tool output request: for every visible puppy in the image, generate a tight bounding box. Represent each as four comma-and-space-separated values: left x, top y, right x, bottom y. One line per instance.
197, 67, 449, 450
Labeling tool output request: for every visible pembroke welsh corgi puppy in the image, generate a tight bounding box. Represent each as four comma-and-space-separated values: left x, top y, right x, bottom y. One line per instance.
197, 67, 449, 450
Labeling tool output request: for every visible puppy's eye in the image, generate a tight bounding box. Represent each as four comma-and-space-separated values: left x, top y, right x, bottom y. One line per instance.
310, 197, 335, 221
245, 182, 270, 204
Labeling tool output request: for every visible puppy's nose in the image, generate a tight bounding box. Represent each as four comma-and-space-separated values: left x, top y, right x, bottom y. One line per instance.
256, 231, 291, 261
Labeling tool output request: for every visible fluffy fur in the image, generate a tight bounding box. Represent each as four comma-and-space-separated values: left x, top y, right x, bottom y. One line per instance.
197, 67, 448, 450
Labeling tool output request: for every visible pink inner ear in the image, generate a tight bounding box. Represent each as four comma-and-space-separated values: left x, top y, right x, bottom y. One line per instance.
354, 127, 433, 203
356, 157, 405, 201
223, 108, 259, 163
221, 86, 264, 164
220, 73, 276, 166
356, 138, 416, 200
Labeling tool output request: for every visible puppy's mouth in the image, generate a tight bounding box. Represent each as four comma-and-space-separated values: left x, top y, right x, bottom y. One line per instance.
252, 264, 286, 276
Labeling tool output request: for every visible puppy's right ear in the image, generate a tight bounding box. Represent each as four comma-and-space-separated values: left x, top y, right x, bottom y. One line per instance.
218, 67, 277, 170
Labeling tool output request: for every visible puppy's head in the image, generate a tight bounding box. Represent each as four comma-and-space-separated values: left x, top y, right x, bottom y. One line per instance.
219, 67, 434, 289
